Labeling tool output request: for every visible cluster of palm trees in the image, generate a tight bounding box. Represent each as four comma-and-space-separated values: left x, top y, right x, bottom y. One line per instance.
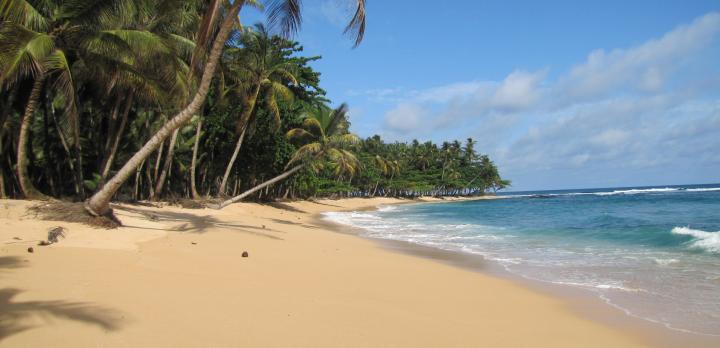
316, 136, 510, 199
1, 0, 506, 215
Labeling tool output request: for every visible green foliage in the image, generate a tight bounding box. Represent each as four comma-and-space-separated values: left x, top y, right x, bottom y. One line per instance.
0, 1, 506, 201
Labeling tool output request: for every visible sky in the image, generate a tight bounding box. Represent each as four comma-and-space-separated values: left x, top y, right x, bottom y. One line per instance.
242, 1, 720, 191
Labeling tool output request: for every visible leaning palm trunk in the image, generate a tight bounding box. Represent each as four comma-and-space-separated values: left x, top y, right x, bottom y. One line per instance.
190, 117, 203, 199
101, 93, 134, 181
213, 164, 304, 209
218, 84, 260, 195
17, 74, 47, 199
218, 127, 246, 195
85, 2, 243, 216
153, 128, 179, 198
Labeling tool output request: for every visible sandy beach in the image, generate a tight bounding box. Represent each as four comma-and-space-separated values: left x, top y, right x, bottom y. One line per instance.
0, 197, 661, 347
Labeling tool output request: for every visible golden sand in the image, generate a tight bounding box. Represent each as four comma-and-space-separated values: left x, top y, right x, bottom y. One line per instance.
0, 197, 652, 347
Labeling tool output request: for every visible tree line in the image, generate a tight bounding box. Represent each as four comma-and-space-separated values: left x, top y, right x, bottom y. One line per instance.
0, 0, 507, 215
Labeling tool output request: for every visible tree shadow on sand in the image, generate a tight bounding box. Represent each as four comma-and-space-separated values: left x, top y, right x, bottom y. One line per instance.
0, 288, 124, 341
264, 202, 307, 213
0, 257, 125, 341
115, 206, 285, 240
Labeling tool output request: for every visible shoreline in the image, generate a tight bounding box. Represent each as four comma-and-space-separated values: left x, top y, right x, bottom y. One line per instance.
0, 197, 710, 347
314, 197, 720, 347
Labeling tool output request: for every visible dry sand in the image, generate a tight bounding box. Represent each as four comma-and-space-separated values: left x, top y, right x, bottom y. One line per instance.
0, 197, 654, 347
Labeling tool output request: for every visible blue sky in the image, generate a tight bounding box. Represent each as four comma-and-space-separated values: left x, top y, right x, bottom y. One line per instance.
243, 1, 720, 191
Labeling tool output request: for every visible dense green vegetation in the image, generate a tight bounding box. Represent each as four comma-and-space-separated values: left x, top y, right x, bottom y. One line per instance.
0, 0, 507, 210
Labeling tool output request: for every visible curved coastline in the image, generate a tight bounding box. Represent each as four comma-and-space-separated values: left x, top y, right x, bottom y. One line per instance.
317, 197, 720, 348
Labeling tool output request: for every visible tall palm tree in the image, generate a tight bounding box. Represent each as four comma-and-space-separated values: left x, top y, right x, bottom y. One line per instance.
218, 24, 298, 195
214, 103, 359, 208
86, 0, 366, 217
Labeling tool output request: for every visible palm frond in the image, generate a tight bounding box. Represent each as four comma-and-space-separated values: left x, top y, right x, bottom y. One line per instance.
286, 142, 320, 166
301, 117, 323, 139
265, 0, 301, 39
343, 0, 366, 48
45, 49, 78, 125
0, 0, 50, 31
0, 24, 53, 84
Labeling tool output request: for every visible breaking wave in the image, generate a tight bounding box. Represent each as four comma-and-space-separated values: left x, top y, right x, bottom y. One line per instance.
672, 227, 720, 253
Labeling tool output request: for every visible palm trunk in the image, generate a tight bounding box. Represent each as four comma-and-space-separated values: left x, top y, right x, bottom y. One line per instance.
72, 99, 85, 198
218, 83, 260, 195
101, 93, 134, 181
190, 116, 203, 199
50, 105, 80, 195
101, 96, 122, 170
153, 128, 179, 198
86, 1, 243, 216
153, 139, 165, 186
17, 74, 47, 199
41, 101, 57, 196
134, 160, 144, 200
218, 127, 246, 195
213, 164, 304, 209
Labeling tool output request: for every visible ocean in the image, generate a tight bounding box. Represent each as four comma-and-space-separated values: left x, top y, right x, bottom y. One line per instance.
323, 184, 720, 336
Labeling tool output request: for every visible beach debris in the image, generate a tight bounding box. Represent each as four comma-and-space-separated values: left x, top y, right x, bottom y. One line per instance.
242, 251, 249, 257
191, 242, 197, 245
47, 226, 66, 243
27, 247, 34, 253
13, 237, 21, 240
38, 226, 66, 246
148, 214, 159, 221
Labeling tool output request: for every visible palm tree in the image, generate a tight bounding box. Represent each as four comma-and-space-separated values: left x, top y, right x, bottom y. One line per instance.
213, 103, 359, 208
96, 0, 201, 194
0, 0, 194, 199
218, 24, 298, 195
86, 0, 366, 217
85, 0, 245, 216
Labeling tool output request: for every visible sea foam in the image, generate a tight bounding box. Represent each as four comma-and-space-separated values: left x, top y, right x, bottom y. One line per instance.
672, 227, 720, 253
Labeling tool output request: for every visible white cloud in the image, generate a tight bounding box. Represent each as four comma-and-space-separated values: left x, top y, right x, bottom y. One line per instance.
384, 103, 428, 132
412, 81, 491, 103
490, 70, 547, 110
561, 12, 720, 98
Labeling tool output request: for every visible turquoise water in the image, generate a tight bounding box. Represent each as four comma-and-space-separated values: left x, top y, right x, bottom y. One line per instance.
323, 184, 720, 335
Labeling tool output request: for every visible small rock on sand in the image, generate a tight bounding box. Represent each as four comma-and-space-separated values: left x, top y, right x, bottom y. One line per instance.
27, 247, 34, 253
242, 251, 249, 257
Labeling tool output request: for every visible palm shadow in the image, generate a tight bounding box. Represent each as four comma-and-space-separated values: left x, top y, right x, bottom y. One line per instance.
307, 200, 342, 208
0, 257, 24, 270
264, 202, 307, 213
0, 257, 124, 341
0, 288, 124, 341
114, 206, 285, 240
269, 218, 320, 230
